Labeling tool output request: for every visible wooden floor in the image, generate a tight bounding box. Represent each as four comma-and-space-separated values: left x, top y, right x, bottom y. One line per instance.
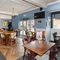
0, 37, 24, 60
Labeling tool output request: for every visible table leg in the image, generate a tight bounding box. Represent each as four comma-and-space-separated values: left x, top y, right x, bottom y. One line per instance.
30, 50, 35, 60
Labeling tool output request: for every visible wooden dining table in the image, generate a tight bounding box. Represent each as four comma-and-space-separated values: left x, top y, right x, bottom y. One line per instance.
23, 40, 55, 60
3, 31, 16, 45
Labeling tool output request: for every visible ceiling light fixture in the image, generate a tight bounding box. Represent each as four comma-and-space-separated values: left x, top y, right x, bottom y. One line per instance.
12, 8, 15, 17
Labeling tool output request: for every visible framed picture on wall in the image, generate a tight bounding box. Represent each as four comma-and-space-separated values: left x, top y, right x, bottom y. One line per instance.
3, 20, 9, 26
37, 20, 42, 24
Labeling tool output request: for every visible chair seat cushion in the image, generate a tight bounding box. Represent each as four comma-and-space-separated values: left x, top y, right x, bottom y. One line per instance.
55, 37, 60, 40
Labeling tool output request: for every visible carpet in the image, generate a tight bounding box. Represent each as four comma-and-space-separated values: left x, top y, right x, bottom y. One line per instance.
17, 51, 60, 60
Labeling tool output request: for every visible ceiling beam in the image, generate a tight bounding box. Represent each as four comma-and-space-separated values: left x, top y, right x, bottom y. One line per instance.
0, 10, 18, 16
23, 0, 47, 7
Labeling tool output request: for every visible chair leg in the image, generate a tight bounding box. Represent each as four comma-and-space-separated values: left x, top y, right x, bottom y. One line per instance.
55, 57, 57, 60
1, 39, 3, 45
24, 48, 26, 56
11, 40, 12, 46
0, 39, 2, 45
14, 39, 16, 46
23, 48, 26, 60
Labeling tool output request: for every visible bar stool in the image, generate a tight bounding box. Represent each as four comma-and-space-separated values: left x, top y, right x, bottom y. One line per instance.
0, 32, 5, 45
9, 33, 16, 46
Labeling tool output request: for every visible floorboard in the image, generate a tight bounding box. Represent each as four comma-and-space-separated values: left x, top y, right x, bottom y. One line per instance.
0, 37, 24, 60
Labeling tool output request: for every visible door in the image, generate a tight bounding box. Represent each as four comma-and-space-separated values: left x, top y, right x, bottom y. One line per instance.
19, 20, 34, 36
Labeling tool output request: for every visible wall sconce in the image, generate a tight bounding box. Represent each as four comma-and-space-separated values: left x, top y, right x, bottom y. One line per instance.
48, 17, 51, 21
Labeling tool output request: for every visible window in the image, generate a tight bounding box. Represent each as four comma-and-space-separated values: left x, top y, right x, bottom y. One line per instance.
51, 11, 60, 29
53, 18, 60, 28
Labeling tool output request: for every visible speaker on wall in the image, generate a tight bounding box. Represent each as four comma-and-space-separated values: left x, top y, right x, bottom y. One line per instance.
8, 22, 12, 29
40, 7, 43, 11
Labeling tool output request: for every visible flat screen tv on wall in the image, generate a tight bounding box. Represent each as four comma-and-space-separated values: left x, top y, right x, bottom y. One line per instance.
34, 11, 45, 19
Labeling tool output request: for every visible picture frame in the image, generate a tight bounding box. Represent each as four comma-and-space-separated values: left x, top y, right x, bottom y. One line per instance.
3, 20, 8, 26
37, 20, 42, 24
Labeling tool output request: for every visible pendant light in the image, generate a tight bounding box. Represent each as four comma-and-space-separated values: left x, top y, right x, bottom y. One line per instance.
12, 8, 15, 17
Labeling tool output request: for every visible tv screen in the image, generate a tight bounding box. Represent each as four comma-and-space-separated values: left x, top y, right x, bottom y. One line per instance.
34, 11, 45, 19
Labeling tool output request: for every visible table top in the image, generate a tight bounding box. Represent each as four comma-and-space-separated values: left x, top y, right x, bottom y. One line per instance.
4, 31, 16, 35
23, 40, 55, 56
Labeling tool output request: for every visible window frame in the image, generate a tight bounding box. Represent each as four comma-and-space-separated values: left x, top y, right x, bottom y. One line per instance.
51, 11, 60, 28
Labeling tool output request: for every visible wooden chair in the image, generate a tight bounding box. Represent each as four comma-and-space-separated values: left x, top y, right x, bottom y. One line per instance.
22, 37, 30, 54
0, 32, 5, 45
49, 45, 58, 60
53, 32, 60, 50
22, 37, 37, 60
22, 37, 32, 60
31, 32, 36, 40
9, 33, 16, 46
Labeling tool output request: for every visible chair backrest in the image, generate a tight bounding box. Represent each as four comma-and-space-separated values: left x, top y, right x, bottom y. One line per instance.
22, 36, 31, 44
10, 33, 16, 39
53, 32, 57, 37
0, 33, 5, 38
49, 45, 58, 60
0, 32, 3, 38
53, 32, 57, 42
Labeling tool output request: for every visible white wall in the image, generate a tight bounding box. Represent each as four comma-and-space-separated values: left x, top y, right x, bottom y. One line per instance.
46, 28, 51, 41
51, 29, 60, 40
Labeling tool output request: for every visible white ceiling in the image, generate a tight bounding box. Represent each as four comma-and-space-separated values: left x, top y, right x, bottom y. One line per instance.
44, 0, 57, 4
0, 0, 60, 16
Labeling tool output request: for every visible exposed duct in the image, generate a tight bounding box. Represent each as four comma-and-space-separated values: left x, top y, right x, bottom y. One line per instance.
23, 0, 47, 8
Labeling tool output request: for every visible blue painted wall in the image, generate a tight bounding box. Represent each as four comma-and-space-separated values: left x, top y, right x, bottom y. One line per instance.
12, 16, 19, 29
12, 8, 47, 29
12, 2, 60, 29
35, 18, 46, 28
18, 8, 40, 20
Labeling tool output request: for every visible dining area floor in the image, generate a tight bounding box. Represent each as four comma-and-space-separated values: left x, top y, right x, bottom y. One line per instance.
0, 37, 24, 60
0, 37, 60, 60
